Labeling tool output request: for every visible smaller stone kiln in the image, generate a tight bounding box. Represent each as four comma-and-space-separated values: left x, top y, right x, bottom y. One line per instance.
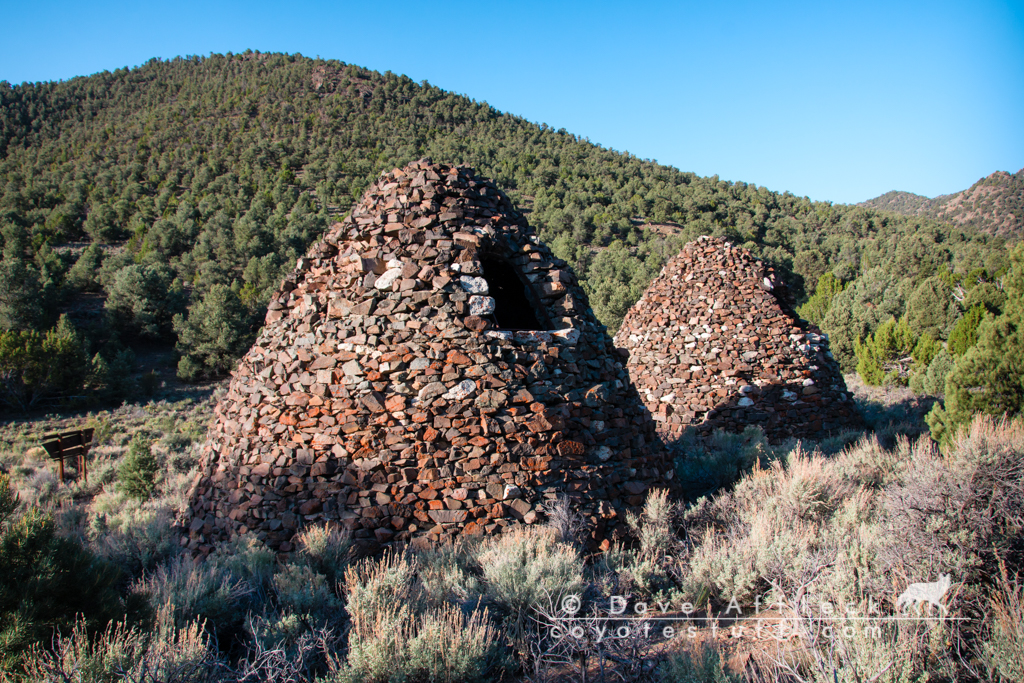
614, 236, 862, 442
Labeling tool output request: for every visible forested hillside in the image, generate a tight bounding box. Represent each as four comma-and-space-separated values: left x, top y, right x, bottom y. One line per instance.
861, 168, 1023, 239
0, 51, 1018, 433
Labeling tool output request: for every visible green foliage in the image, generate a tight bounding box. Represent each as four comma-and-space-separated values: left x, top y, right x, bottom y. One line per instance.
0, 52, 1010, 389
0, 507, 123, 670
906, 275, 959, 340
658, 642, 737, 683
855, 316, 917, 386
929, 246, 1024, 444
929, 310, 1024, 445
0, 314, 88, 408
0, 249, 45, 331
295, 524, 351, 586
907, 333, 938, 393
911, 332, 939, 368
984, 557, 1024, 682
117, 434, 158, 501
671, 426, 784, 500
797, 271, 845, 325
173, 283, 256, 381
964, 281, 1007, 314
821, 268, 914, 371
104, 263, 186, 339
66, 243, 105, 292
948, 304, 987, 357
0, 472, 17, 526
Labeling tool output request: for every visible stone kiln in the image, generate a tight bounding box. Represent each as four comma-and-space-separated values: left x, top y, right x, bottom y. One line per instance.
614, 236, 862, 442
183, 159, 669, 554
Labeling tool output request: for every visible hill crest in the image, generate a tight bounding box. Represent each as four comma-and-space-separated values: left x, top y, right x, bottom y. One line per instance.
860, 169, 1023, 239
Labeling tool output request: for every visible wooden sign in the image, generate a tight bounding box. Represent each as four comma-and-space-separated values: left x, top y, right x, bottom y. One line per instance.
41, 428, 94, 484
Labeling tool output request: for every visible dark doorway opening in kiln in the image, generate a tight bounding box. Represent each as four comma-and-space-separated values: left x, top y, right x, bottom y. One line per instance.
480, 257, 550, 330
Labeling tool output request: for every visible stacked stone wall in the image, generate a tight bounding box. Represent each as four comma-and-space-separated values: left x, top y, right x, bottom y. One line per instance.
183, 159, 669, 555
614, 236, 862, 442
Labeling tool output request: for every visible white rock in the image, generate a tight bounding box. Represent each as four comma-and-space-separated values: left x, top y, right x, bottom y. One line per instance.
469, 295, 495, 316
374, 267, 403, 290
459, 275, 488, 294
443, 379, 477, 401
503, 485, 522, 500
595, 446, 613, 461
738, 397, 755, 407
552, 328, 580, 344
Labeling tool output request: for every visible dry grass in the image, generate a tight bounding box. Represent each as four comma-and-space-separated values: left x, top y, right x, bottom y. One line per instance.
2, 393, 1023, 682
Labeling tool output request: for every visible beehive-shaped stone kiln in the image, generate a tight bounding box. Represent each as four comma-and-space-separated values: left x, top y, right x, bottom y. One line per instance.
183, 159, 669, 554
613, 236, 861, 442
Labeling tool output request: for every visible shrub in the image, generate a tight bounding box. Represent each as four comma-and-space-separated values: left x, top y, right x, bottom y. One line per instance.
340, 551, 421, 682
174, 283, 258, 381
880, 416, 1024, 591
139, 555, 255, 645
671, 426, 781, 500
0, 315, 89, 409
683, 444, 860, 604
476, 527, 582, 653
543, 493, 585, 548
295, 523, 351, 586
104, 263, 185, 340
626, 488, 679, 563
117, 434, 158, 501
0, 507, 123, 671
336, 551, 500, 683
658, 641, 736, 683
272, 563, 344, 627
90, 506, 181, 579
19, 603, 220, 683
984, 556, 1024, 681
405, 603, 500, 683
416, 541, 483, 609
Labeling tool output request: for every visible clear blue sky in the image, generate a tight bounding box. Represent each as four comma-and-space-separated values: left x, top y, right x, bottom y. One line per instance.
2, 0, 1021, 204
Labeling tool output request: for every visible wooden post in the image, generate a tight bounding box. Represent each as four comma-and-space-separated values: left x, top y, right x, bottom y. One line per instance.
58, 456, 65, 482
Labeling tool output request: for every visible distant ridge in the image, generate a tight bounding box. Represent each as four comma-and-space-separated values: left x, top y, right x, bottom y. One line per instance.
860, 169, 1023, 239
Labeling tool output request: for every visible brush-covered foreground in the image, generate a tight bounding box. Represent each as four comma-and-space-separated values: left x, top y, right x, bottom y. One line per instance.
1, 391, 1022, 682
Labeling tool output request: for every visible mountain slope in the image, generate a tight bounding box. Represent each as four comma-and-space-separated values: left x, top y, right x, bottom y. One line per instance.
0, 52, 1014, 403
861, 169, 1023, 239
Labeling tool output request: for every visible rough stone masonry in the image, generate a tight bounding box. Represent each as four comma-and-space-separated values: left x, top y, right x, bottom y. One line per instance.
614, 236, 862, 442
182, 159, 670, 555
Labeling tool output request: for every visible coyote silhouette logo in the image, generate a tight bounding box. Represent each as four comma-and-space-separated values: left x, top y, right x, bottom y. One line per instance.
897, 574, 951, 616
